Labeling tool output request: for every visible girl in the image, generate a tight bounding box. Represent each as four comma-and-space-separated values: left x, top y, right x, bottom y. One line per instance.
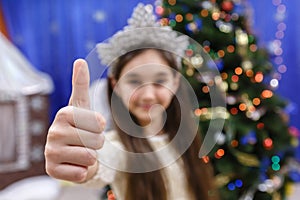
45, 4, 219, 200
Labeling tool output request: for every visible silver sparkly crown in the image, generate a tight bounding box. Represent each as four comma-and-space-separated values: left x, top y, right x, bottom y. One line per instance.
96, 3, 190, 75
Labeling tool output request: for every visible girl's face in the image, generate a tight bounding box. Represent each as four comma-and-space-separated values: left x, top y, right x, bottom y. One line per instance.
112, 49, 180, 126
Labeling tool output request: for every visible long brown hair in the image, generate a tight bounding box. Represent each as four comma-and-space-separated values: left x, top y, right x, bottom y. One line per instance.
107, 48, 218, 200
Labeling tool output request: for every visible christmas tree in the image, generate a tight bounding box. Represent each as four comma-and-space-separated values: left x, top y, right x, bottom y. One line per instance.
158, 0, 298, 199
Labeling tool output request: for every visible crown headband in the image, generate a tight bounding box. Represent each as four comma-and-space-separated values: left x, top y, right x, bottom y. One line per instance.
96, 3, 190, 76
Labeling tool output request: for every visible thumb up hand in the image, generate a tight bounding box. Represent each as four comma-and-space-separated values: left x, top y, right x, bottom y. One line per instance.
45, 59, 106, 183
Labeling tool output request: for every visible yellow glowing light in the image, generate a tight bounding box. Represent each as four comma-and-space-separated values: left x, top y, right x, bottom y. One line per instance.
221, 72, 228, 80
194, 108, 202, 116
186, 68, 194, 76
187, 22, 197, 31
231, 140, 239, 147
202, 86, 210, 93
191, 54, 204, 67
202, 156, 210, 163
235, 67, 243, 75
220, 81, 228, 92
239, 103, 247, 111
217, 50, 225, 57
252, 98, 261, 106
230, 83, 239, 90
248, 106, 256, 112
201, 107, 208, 114
212, 12, 220, 20
236, 29, 249, 45
185, 13, 193, 21
160, 18, 169, 26
208, 80, 215, 87
261, 90, 273, 99
254, 72, 264, 83
216, 149, 225, 157
168, 0, 176, 6
200, 9, 209, 17
249, 44, 257, 52
175, 14, 183, 22
227, 45, 235, 53
246, 70, 254, 77
242, 61, 253, 70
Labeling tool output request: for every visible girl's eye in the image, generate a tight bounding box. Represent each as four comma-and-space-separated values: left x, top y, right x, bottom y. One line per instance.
127, 80, 141, 85
154, 79, 167, 86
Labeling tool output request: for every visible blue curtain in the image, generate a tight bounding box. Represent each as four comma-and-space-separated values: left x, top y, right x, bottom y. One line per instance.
247, 0, 300, 158
248, 0, 300, 130
1, 0, 299, 130
0, 0, 154, 121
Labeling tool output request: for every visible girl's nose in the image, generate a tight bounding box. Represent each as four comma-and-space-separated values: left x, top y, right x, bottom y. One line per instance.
140, 83, 155, 99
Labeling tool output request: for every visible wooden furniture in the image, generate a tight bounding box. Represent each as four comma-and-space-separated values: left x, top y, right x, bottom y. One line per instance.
0, 94, 50, 190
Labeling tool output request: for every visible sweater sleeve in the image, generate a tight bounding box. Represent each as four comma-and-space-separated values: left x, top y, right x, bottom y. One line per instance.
80, 130, 125, 189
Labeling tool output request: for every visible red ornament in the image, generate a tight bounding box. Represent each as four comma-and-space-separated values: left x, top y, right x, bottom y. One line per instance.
185, 49, 194, 57
263, 138, 273, 149
221, 1, 234, 12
